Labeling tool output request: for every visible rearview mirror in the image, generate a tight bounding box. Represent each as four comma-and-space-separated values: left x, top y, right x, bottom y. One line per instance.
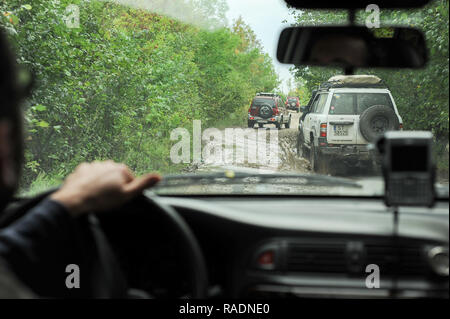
277, 26, 427, 69
300, 106, 307, 112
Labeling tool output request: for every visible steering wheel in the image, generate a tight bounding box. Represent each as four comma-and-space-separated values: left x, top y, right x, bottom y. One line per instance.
1, 190, 209, 298
142, 193, 209, 298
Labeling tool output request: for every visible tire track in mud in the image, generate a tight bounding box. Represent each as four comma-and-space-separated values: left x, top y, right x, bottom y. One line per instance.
278, 125, 310, 173
193, 111, 309, 174
188, 111, 374, 178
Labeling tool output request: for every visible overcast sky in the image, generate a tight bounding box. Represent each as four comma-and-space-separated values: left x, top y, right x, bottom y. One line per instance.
225, 0, 297, 92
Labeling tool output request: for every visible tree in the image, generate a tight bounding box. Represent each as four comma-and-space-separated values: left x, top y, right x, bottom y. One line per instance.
288, 1, 449, 175
1, 0, 280, 189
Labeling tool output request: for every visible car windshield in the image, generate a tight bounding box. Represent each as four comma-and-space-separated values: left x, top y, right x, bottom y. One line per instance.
1, 0, 448, 197
330, 93, 394, 115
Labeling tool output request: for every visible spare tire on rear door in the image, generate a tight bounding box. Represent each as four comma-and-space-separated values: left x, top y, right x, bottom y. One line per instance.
359, 105, 400, 142
258, 104, 273, 119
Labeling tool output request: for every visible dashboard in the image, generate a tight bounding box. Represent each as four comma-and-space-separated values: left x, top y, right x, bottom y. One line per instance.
102, 195, 449, 298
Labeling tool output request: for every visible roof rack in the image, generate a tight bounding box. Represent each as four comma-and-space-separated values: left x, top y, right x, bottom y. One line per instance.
256, 92, 278, 97
318, 75, 389, 90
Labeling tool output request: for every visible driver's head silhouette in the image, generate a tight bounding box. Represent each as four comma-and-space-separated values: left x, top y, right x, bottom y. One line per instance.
0, 30, 27, 210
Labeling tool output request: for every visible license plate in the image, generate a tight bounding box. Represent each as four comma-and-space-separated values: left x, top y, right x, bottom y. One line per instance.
334, 125, 349, 136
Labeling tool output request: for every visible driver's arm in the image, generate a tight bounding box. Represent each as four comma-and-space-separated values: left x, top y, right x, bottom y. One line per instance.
0, 197, 80, 296
0, 161, 160, 296
50, 160, 161, 216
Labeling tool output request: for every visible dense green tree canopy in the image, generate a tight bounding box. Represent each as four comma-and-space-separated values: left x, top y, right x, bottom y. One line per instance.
289, 1, 449, 139
289, 1, 449, 174
1, 0, 279, 191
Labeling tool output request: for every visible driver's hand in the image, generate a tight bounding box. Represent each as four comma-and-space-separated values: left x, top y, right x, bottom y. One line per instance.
50, 161, 161, 217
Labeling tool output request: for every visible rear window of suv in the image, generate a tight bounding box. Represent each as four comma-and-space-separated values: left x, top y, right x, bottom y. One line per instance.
252, 98, 276, 107
329, 93, 394, 115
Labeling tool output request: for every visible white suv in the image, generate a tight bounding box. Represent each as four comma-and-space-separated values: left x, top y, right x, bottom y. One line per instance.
297, 75, 403, 174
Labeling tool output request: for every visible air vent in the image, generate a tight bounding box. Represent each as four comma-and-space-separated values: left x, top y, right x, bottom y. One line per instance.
286, 241, 347, 273
285, 239, 430, 277
365, 243, 429, 276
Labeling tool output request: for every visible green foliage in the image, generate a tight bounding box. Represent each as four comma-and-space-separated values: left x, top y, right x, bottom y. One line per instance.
22, 172, 63, 198
290, 1, 449, 175
0, 0, 279, 190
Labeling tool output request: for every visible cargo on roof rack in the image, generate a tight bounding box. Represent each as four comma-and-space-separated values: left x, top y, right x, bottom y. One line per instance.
319, 75, 388, 90
256, 92, 278, 97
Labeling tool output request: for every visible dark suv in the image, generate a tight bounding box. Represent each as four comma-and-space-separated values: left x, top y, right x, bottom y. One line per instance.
285, 96, 300, 112
248, 93, 291, 129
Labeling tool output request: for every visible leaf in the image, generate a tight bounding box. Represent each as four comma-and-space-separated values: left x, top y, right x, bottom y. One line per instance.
21, 4, 32, 10
9, 14, 19, 25
34, 105, 47, 112
36, 120, 49, 128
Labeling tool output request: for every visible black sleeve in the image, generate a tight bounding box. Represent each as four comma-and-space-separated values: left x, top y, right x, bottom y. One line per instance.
0, 198, 93, 297
0, 199, 75, 264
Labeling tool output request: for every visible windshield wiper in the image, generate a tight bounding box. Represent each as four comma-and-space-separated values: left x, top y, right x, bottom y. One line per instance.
153, 171, 362, 189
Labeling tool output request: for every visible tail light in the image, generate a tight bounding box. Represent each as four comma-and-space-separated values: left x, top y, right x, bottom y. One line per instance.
257, 250, 274, 267
399, 123, 403, 130
320, 123, 327, 137
273, 107, 279, 115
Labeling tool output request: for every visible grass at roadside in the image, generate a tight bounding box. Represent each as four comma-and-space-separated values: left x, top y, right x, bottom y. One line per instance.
214, 106, 248, 130
19, 173, 63, 198
19, 106, 249, 197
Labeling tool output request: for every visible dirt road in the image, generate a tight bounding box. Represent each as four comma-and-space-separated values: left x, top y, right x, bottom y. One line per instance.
195, 110, 308, 174
174, 111, 369, 195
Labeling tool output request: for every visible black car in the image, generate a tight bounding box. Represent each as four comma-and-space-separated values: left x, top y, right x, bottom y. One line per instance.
248, 94, 291, 129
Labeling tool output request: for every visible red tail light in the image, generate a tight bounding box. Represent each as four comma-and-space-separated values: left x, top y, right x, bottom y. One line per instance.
273, 107, 279, 115
258, 250, 274, 266
399, 123, 403, 130
320, 123, 327, 137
